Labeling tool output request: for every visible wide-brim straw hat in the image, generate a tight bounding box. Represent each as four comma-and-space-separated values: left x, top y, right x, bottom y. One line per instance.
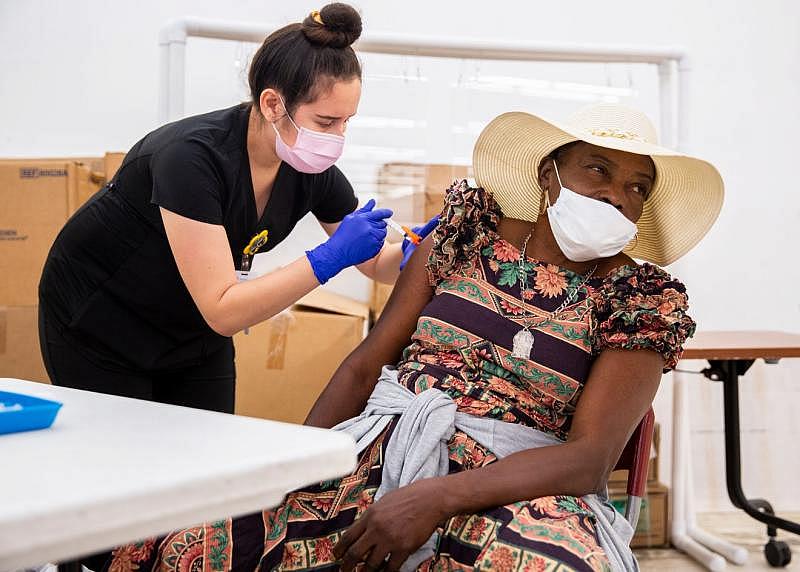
473, 103, 724, 266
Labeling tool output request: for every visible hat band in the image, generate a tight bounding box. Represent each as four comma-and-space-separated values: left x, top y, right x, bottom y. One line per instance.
588, 128, 646, 142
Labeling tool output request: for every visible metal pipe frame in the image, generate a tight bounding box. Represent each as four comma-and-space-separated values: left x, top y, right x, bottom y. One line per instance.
157, 16, 689, 153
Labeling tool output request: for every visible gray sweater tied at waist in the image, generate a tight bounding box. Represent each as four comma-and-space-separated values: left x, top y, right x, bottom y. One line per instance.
333, 366, 638, 572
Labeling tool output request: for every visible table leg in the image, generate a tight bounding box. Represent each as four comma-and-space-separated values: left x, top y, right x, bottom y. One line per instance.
710, 359, 798, 567
713, 359, 800, 534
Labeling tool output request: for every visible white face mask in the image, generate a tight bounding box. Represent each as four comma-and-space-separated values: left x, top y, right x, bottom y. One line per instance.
545, 161, 638, 262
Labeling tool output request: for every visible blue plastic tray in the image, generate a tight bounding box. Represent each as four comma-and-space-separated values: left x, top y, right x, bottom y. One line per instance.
0, 390, 62, 435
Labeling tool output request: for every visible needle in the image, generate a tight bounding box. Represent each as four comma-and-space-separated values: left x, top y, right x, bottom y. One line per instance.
386, 218, 421, 245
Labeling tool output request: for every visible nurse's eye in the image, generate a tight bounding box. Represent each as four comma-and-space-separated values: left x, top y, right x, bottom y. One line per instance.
587, 164, 607, 175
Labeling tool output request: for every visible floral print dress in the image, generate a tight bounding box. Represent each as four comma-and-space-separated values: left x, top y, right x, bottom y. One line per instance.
108, 182, 696, 572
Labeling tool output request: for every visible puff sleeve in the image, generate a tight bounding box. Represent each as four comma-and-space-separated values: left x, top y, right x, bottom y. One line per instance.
591, 263, 696, 372
425, 181, 501, 285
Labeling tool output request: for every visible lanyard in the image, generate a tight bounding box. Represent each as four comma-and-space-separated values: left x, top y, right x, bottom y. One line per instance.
241, 229, 269, 272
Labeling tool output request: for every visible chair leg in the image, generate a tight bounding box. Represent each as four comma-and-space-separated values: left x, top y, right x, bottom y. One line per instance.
625, 495, 642, 528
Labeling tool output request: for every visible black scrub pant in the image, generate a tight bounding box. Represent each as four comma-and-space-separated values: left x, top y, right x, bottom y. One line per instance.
38, 308, 236, 412
38, 308, 236, 572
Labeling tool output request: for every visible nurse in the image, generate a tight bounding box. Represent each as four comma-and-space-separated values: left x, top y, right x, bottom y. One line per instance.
38, 3, 422, 413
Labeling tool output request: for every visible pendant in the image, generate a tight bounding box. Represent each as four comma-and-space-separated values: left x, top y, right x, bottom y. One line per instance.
512, 328, 534, 359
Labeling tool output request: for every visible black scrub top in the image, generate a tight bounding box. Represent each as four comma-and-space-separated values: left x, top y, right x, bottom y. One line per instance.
39, 103, 358, 371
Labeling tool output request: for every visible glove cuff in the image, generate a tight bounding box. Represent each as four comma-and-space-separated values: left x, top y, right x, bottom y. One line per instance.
305, 243, 341, 285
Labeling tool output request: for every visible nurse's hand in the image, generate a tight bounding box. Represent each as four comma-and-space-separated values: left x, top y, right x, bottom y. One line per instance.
399, 215, 439, 270
306, 199, 392, 284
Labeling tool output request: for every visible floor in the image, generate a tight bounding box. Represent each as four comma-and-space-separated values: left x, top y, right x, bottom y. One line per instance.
636, 511, 800, 571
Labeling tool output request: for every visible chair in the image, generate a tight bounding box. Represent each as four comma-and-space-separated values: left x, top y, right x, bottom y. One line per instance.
613, 407, 656, 527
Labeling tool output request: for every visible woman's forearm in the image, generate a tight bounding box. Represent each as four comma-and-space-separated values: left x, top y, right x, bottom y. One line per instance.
434, 440, 608, 519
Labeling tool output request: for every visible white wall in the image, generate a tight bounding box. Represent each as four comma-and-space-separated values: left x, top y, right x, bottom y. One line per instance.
2, 0, 798, 511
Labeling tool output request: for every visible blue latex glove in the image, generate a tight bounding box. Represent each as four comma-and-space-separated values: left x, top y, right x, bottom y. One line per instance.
399, 215, 439, 270
306, 199, 392, 284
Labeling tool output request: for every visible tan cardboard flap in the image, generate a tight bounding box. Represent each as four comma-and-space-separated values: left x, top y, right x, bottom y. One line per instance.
294, 288, 369, 321
263, 312, 294, 370
0, 305, 49, 383
0, 307, 6, 354
234, 302, 366, 424
105, 152, 125, 181
75, 162, 104, 209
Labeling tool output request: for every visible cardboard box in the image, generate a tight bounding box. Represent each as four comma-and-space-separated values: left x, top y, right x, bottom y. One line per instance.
0, 160, 101, 305
234, 289, 369, 424
370, 281, 395, 323
0, 305, 49, 383
75, 161, 106, 210
377, 163, 472, 224
104, 152, 125, 181
609, 482, 669, 548
609, 422, 660, 485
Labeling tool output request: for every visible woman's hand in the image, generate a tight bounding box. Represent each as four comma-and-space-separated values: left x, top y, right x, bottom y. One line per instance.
400, 215, 439, 270
333, 478, 447, 572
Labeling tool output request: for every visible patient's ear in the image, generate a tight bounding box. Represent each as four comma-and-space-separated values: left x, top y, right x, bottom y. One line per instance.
538, 157, 554, 191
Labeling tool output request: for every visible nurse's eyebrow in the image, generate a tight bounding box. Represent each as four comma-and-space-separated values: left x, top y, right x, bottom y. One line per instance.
315, 113, 356, 120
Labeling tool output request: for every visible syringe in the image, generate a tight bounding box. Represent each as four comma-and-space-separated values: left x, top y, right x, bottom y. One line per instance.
386, 218, 422, 245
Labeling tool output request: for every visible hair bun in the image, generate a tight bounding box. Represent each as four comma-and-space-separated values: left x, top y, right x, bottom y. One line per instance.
302, 3, 362, 49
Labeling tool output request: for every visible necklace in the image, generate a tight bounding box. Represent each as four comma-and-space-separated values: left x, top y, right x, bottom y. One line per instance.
510, 232, 597, 359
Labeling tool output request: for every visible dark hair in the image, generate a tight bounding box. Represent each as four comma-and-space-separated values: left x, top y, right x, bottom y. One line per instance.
248, 3, 363, 113
549, 141, 581, 162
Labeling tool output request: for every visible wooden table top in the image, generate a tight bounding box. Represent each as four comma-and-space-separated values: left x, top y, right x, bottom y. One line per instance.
682, 330, 800, 360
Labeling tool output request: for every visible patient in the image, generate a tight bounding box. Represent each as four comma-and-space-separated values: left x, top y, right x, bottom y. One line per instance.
107, 103, 723, 572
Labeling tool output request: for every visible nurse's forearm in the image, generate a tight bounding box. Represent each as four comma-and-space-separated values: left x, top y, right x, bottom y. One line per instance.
356, 242, 403, 284
207, 256, 320, 336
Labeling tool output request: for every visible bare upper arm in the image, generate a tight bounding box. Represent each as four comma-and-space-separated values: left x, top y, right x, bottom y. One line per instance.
319, 220, 338, 238
160, 207, 238, 333
567, 347, 665, 481
344, 235, 436, 377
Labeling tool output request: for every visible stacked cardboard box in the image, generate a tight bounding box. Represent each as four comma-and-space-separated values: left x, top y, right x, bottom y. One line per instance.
0, 159, 95, 383
234, 288, 369, 424
0, 156, 110, 384
377, 162, 472, 224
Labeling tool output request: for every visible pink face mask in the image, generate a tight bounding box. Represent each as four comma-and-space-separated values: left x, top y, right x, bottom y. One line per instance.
272, 96, 345, 174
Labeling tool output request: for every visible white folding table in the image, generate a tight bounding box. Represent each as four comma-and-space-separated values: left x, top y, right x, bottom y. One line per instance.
0, 378, 357, 570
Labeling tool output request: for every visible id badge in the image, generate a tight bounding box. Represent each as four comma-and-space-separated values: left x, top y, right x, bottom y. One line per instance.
236, 270, 250, 334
